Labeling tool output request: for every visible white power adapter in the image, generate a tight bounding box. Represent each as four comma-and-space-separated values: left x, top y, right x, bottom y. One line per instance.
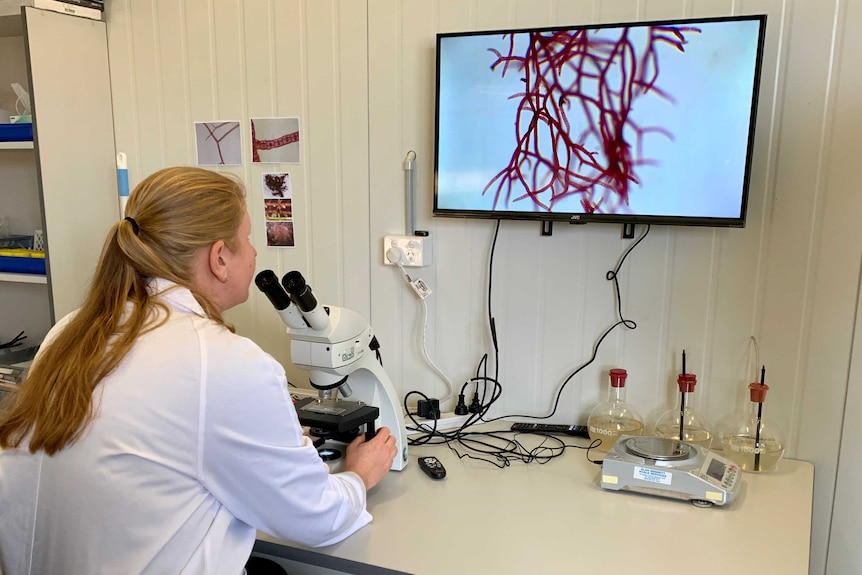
386, 246, 432, 300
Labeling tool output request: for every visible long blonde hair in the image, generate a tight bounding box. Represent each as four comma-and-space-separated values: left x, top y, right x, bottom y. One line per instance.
0, 167, 247, 455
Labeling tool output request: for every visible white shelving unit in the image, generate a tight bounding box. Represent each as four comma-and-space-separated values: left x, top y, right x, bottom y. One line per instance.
0, 140, 33, 149
0, 6, 117, 346
0, 272, 46, 284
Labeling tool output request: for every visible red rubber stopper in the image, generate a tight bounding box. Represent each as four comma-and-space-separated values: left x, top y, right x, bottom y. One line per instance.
677, 373, 697, 393
609, 368, 628, 388
749, 382, 769, 402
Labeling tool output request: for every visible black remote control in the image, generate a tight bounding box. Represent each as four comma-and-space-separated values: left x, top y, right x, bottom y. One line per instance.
509, 422, 590, 438
418, 456, 446, 479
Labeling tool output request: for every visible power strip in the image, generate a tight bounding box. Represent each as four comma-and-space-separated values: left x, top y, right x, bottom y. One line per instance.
405, 412, 472, 435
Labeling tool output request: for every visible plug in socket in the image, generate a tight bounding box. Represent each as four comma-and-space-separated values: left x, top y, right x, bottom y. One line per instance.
383, 235, 433, 267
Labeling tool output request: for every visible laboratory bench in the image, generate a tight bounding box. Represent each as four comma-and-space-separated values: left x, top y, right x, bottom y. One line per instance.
254, 427, 814, 575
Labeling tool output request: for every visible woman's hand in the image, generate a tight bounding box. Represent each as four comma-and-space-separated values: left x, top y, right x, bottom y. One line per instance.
343, 427, 398, 489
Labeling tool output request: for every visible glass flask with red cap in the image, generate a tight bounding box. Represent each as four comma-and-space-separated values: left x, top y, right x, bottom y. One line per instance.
653, 372, 713, 449
587, 368, 644, 452
717, 367, 785, 472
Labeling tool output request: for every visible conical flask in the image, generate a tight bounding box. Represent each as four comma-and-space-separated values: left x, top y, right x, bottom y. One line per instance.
653, 373, 712, 448
587, 368, 644, 452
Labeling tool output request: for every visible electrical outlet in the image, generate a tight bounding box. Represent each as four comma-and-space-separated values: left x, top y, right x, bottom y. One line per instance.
383, 235, 433, 267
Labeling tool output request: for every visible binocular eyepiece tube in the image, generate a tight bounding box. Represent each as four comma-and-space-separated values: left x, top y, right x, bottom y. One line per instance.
255, 269, 330, 331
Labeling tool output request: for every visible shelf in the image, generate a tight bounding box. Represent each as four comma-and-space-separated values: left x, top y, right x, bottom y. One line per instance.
0, 271, 46, 284
0, 13, 24, 37
0, 140, 33, 149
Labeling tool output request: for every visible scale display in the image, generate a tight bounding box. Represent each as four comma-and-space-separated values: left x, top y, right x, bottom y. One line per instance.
601, 435, 741, 507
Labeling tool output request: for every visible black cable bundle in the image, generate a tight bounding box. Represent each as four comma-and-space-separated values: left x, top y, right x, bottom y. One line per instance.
402, 223, 652, 468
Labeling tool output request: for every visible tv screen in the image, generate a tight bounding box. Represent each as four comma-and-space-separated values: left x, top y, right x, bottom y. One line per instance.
433, 15, 767, 228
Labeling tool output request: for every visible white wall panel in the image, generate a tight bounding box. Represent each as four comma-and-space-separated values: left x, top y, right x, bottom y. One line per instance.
691, 0, 734, 18
596, 0, 642, 22
804, 0, 862, 570
368, 0, 409, 398
304, 2, 342, 300
151, 2, 190, 165
335, 1, 372, 317
553, 1, 596, 24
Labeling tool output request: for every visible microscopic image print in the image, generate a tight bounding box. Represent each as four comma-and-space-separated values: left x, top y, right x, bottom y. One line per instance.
261, 171, 295, 247
251, 117, 300, 163
195, 121, 242, 165
435, 19, 763, 219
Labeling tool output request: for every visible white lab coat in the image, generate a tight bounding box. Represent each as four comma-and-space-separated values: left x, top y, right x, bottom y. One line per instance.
0, 280, 372, 575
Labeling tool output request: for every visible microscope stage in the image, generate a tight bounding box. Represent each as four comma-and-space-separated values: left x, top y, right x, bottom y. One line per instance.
295, 397, 380, 432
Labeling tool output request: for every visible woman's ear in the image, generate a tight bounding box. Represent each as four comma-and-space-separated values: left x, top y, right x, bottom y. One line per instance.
208, 239, 229, 283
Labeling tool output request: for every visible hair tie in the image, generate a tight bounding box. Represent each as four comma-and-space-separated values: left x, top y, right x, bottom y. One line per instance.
124, 216, 140, 236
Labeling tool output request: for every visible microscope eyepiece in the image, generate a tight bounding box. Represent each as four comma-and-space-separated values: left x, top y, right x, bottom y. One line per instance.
282, 270, 318, 313
255, 269, 292, 311
281, 270, 330, 330
282, 270, 306, 294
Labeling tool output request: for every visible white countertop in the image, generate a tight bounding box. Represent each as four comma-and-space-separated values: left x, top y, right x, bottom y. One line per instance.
255, 429, 814, 575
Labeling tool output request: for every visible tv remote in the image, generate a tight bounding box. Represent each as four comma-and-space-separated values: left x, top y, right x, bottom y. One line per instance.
418, 456, 446, 479
509, 422, 590, 438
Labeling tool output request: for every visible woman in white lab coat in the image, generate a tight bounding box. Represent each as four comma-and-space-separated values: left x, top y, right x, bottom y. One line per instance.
0, 166, 397, 575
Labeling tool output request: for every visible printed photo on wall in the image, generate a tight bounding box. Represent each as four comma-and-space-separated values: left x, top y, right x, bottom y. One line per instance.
251, 117, 300, 163
262, 172, 295, 248
195, 121, 242, 165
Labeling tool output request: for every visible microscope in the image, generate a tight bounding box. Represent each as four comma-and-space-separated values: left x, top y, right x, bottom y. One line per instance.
256, 269, 408, 471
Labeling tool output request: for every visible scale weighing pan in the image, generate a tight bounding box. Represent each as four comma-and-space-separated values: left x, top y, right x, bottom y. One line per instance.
600, 435, 741, 507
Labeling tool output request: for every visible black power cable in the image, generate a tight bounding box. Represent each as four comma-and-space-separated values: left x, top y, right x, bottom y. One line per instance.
485, 224, 651, 424
405, 223, 652, 467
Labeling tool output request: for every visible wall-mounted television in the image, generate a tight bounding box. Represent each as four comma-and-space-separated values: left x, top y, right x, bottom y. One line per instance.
433, 15, 767, 228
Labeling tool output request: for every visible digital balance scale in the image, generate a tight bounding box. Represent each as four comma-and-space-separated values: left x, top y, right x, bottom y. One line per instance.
601, 435, 741, 507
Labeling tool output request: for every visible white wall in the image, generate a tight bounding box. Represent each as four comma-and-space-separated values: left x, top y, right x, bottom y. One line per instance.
103, 1, 862, 573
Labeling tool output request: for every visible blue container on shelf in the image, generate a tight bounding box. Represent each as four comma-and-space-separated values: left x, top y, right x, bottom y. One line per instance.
0, 255, 45, 274
0, 123, 33, 142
